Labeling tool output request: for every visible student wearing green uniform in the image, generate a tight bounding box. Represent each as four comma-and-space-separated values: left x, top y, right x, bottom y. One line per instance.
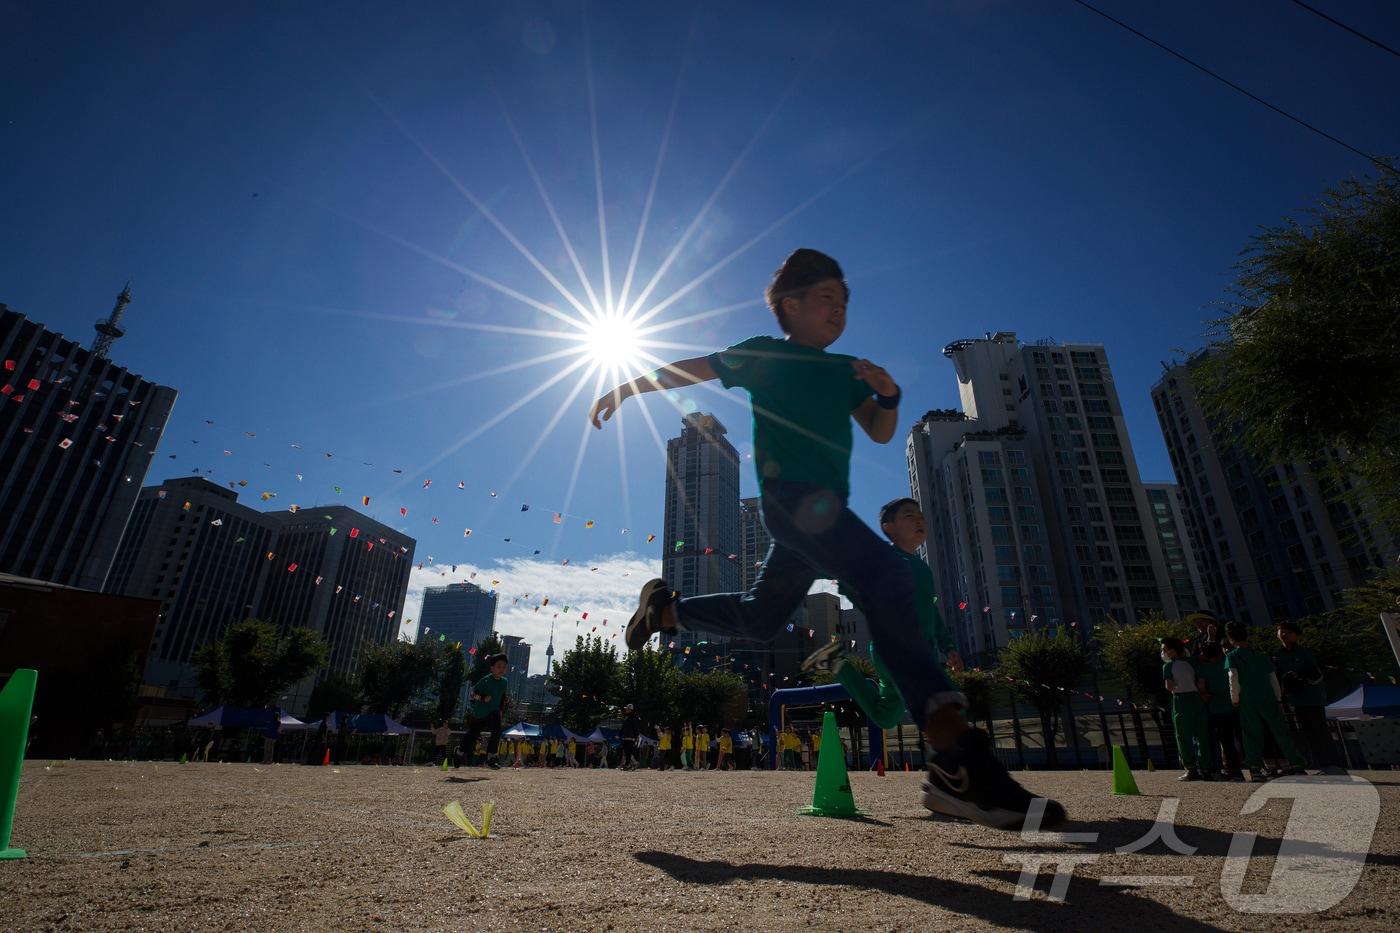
1275, 621, 1344, 773
1195, 642, 1245, 781
1224, 622, 1306, 781
800, 497, 963, 735
592, 248, 1062, 830
461, 654, 509, 769
1160, 637, 1213, 780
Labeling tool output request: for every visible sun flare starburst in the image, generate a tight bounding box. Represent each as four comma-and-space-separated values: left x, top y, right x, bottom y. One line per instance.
579, 312, 645, 370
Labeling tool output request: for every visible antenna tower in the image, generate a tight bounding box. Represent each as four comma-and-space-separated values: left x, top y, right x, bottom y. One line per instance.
92, 283, 132, 358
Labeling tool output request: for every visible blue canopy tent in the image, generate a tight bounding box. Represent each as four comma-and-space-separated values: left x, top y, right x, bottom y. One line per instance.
346, 713, 411, 735
502, 721, 543, 739
767, 683, 884, 770
1326, 685, 1400, 721
188, 706, 314, 731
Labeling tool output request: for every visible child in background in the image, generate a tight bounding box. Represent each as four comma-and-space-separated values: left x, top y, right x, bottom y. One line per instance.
1225, 621, 1307, 781
802, 498, 964, 733
1275, 621, 1344, 773
1195, 642, 1245, 781
1161, 637, 1213, 781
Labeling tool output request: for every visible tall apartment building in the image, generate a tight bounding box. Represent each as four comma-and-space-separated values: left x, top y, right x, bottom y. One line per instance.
1143, 483, 1207, 617
1151, 354, 1397, 624
419, 582, 497, 655
0, 305, 176, 589
106, 476, 416, 698
738, 496, 772, 592
908, 332, 1186, 664
662, 413, 741, 646
500, 634, 532, 678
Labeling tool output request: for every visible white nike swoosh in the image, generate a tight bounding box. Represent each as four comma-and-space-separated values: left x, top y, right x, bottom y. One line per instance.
929, 761, 971, 794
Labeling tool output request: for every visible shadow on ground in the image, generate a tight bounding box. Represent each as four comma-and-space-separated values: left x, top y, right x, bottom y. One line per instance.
635, 850, 1224, 930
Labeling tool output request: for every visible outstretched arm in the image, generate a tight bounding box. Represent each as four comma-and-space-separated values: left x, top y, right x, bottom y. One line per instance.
589, 356, 718, 428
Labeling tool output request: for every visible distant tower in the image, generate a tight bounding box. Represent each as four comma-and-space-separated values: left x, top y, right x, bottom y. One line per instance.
92, 283, 132, 359
545, 621, 555, 677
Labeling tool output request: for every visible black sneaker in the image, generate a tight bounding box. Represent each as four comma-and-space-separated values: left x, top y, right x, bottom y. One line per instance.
921, 728, 1067, 830
625, 579, 678, 651
800, 642, 846, 675
1250, 767, 1273, 783
1198, 768, 1215, 781
487, 758, 501, 770
1178, 768, 1201, 782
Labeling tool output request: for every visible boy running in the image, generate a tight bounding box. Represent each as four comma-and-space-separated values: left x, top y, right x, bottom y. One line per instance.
461, 653, 509, 769
589, 248, 1064, 829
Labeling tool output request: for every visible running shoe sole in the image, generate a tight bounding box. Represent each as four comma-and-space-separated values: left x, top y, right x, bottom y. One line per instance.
920, 780, 1067, 830
625, 579, 673, 651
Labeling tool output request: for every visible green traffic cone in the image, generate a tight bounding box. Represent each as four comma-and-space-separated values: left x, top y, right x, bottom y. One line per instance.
441, 756, 450, 772
179, 753, 188, 764
1, 669, 38, 860
1111, 745, 1140, 796
798, 711, 868, 818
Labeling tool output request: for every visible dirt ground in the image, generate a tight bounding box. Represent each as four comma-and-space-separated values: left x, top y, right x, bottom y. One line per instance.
4, 759, 1398, 933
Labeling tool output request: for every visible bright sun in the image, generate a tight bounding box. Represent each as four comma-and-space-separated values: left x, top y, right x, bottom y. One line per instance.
580, 313, 645, 372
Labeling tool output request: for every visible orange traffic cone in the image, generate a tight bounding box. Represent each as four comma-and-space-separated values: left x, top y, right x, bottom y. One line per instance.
322, 749, 331, 766
904, 762, 909, 772
876, 759, 885, 777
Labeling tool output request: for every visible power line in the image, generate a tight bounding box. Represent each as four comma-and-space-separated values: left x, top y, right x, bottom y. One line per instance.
1070, 0, 1383, 169
1288, 0, 1400, 61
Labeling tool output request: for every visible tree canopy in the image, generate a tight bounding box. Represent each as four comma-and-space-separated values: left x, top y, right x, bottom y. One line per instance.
548, 635, 620, 734
192, 619, 329, 708
1197, 164, 1400, 525
356, 638, 441, 718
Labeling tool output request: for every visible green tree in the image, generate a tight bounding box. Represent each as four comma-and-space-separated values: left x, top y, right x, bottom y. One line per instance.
548, 635, 620, 733
1094, 612, 1191, 709
356, 638, 440, 718
677, 669, 747, 730
1316, 564, 1400, 685
435, 643, 468, 722
192, 619, 329, 708
997, 631, 1089, 768
618, 647, 680, 729
306, 670, 361, 718
1196, 164, 1400, 527
950, 668, 996, 733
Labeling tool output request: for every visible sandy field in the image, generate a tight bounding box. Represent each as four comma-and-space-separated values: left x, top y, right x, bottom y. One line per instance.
4, 759, 1398, 933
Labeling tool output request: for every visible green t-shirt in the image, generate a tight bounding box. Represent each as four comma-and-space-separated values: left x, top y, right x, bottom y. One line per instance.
902, 549, 956, 657
708, 335, 874, 501
1273, 644, 1327, 708
469, 674, 508, 719
1225, 645, 1278, 706
1196, 660, 1233, 714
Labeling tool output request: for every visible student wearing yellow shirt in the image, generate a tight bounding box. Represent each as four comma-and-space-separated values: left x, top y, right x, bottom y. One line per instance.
717, 731, 734, 771
681, 724, 695, 770
657, 727, 674, 771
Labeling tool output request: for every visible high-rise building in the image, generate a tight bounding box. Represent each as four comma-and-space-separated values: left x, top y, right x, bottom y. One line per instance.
500, 634, 532, 678
106, 476, 416, 699
909, 332, 1185, 664
738, 496, 771, 592
1151, 354, 1397, 624
419, 582, 498, 656
662, 413, 741, 646
0, 303, 176, 590
1142, 483, 1207, 617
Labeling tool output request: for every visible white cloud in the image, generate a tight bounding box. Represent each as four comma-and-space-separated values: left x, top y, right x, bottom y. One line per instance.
401, 550, 661, 674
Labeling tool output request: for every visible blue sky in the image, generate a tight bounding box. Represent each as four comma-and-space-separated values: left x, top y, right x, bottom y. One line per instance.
4, 2, 1397, 672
